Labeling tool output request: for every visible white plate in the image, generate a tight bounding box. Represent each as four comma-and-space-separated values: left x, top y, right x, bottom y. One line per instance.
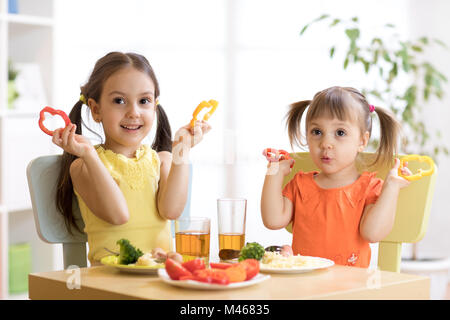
100, 255, 164, 275
260, 256, 334, 274
158, 269, 270, 290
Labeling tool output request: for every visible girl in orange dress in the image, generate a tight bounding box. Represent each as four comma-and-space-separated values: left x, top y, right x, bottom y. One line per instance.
261, 86, 411, 268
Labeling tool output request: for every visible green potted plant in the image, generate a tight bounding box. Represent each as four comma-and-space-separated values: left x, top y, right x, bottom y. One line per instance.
299, 14, 450, 299
300, 14, 448, 158
8, 59, 19, 109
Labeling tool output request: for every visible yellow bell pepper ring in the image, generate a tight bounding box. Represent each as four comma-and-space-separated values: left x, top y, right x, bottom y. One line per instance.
190, 99, 219, 127
399, 154, 435, 181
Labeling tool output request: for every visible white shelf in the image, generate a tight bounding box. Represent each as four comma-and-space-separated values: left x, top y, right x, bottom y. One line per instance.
0, 109, 37, 118
5, 13, 54, 27
0, 0, 58, 299
6, 204, 32, 214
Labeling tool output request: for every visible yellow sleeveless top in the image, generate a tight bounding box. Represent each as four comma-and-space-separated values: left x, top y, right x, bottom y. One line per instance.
74, 144, 173, 264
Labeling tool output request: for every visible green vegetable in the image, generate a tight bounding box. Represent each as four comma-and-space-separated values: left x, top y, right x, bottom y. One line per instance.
116, 239, 143, 265
238, 242, 265, 262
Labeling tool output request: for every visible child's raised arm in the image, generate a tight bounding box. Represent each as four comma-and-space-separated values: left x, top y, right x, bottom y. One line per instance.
261, 159, 295, 230
156, 120, 211, 220
359, 158, 411, 242
53, 124, 130, 225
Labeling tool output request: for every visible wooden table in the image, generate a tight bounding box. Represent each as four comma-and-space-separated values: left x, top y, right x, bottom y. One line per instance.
28, 265, 429, 300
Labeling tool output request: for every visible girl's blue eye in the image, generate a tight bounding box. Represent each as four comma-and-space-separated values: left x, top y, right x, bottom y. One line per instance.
336, 129, 346, 137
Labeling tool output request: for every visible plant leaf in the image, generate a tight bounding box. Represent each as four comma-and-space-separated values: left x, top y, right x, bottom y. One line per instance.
418, 37, 429, 45
313, 14, 330, 23
345, 28, 360, 41
300, 24, 309, 35
344, 57, 349, 69
433, 38, 448, 48
330, 46, 335, 58
330, 18, 340, 27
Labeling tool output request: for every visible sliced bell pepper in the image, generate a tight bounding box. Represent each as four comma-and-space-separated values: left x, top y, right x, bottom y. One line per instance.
190, 99, 219, 127
262, 148, 294, 168
399, 154, 435, 181
39, 106, 71, 136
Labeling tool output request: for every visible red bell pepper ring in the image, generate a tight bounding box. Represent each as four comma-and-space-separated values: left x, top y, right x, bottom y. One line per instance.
39, 106, 72, 136
262, 148, 294, 168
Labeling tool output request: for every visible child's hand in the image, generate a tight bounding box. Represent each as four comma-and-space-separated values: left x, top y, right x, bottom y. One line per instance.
385, 158, 411, 189
52, 123, 94, 158
174, 120, 212, 148
266, 158, 295, 176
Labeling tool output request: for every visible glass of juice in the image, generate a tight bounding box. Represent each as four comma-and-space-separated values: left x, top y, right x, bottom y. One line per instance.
175, 217, 210, 263
217, 198, 247, 261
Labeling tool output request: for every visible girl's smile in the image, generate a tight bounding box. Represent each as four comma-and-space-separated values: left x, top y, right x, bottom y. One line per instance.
89, 67, 157, 157
120, 124, 144, 131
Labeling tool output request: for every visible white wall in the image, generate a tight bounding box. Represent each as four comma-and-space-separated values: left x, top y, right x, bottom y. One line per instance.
405, 0, 450, 259
53, 0, 449, 263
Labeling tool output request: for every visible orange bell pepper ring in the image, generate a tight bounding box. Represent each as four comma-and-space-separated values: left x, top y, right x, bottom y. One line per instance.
38, 106, 72, 136
262, 148, 294, 168
190, 99, 218, 127
398, 154, 435, 181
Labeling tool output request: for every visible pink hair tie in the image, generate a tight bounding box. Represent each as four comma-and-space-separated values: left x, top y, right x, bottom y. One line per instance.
369, 104, 375, 113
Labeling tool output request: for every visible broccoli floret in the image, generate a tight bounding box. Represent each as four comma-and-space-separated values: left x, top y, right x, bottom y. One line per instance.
238, 242, 265, 262
116, 239, 143, 265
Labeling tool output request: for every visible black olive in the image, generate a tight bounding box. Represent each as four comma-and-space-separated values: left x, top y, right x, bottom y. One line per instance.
265, 246, 282, 252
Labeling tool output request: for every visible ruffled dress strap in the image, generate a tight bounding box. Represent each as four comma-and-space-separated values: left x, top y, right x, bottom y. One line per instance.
95, 144, 160, 190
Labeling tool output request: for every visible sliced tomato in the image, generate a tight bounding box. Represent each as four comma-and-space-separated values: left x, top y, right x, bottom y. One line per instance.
224, 264, 247, 283
193, 268, 230, 285
165, 258, 192, 280
182, 258, 206, 273
209, 262, 234, 269
239, 259, 260, 280
179, 274, 195, 281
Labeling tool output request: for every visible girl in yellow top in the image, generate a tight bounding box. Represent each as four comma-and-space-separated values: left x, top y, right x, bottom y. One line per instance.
52, 52, 211, 265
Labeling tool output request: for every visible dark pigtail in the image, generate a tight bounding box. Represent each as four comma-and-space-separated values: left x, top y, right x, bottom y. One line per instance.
372, 106, 401, 168
56, 100, 84, 235
286, 100, 311, 149
152, 104, 172, 152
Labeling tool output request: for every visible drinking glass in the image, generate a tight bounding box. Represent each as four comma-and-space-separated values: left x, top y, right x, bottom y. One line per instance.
175, 217, 210, 263
217, 198, 247, 260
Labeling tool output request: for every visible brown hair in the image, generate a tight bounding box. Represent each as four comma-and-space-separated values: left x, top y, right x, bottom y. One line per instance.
56, 52, 172, 234
286, 86, 401, 168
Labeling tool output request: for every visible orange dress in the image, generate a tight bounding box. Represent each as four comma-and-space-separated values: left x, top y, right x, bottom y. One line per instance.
282, 171, 383, 268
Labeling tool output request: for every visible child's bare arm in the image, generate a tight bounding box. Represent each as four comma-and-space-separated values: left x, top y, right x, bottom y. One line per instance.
261, 160, 294, 230
156, 150, 189, 220
53, 123, 129, 225
70, 152, 130, 225
157, 121, 211, 220
360, 159, 411, 242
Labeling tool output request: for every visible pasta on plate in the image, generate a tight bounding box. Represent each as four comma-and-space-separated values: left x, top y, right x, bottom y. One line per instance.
261, 251, 328, 269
